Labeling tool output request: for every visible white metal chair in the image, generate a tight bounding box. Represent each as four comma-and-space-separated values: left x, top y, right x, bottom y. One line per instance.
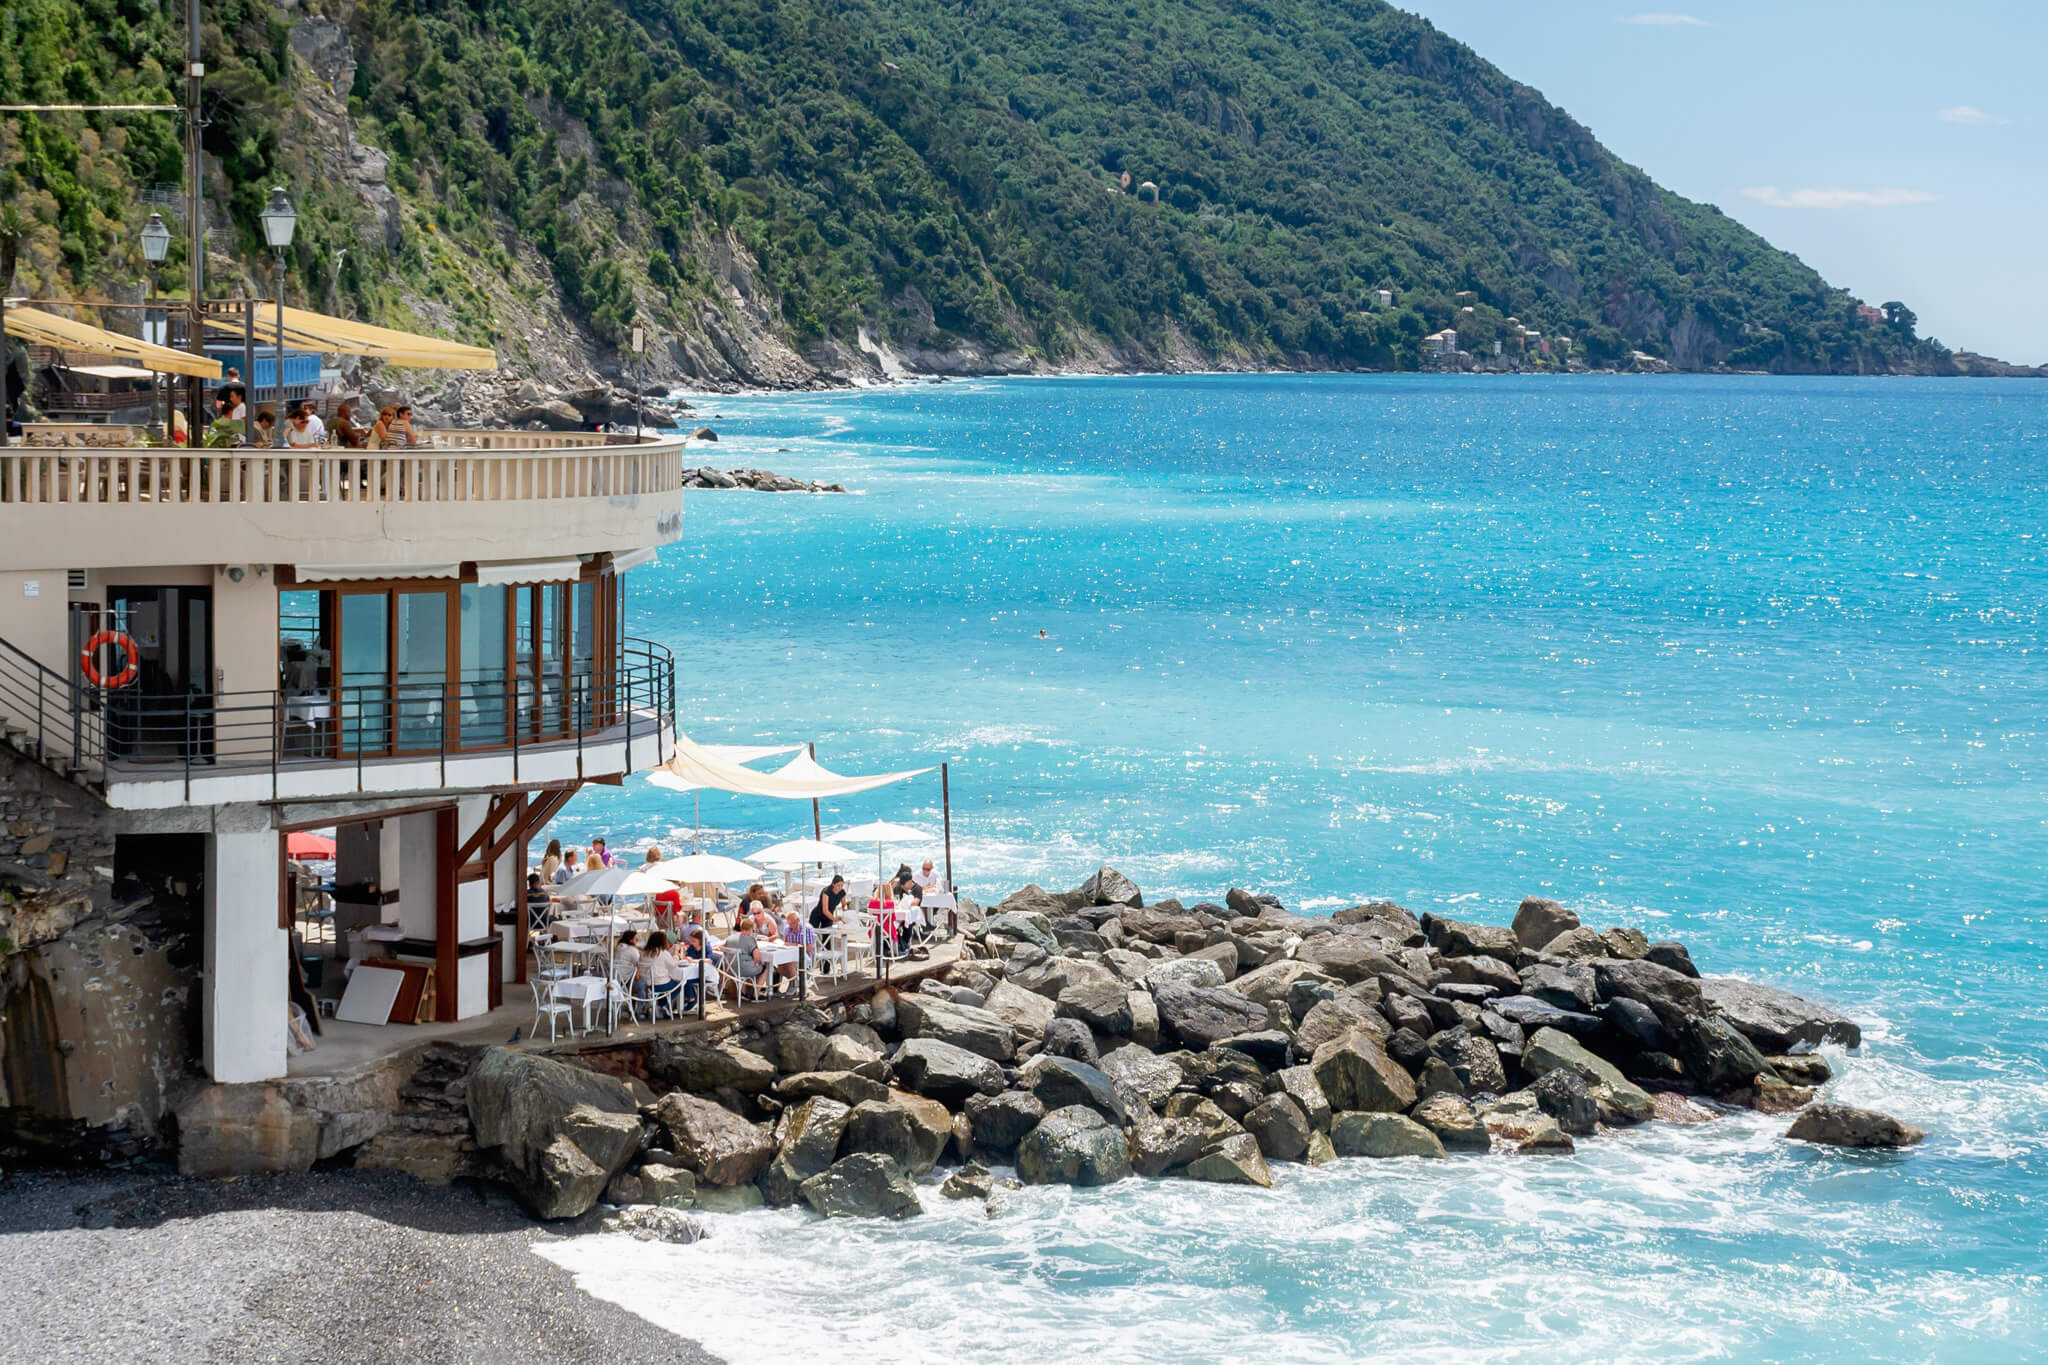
531, 938, 571, 986
840, 915, 879, 979
607, 957, 643, 1030
716, 949, 773, 1009
529, 977, 573, 1043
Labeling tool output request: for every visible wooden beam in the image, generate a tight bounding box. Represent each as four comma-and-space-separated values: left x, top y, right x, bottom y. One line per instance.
434, 805, 459, 1023
452, 792, 523, 868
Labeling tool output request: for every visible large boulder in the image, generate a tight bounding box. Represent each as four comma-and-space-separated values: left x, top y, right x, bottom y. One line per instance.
1422, 914, 1520, 960
1057, 978, 1136, 1036
1021, 1055, 1127, 1125
774, 1070, 889, 1109
466, 1048, 643, 1220
603, 1206, 710, 1243
1185, 1132, 1274, 1187
1785, 1103, 1925, 1149
1675, 1014, 1782, 1095
1644, 941, 1700, 978
1016, 1106, 1133, 1186
639, 1163, 697, 1207
1410, 1094, 1490, 1151
1540, 927, 1610, 962
1294, 997, 1390, 1051
962, 1089, 1045, 1161
1331, 1111, 1446, 1159
1152, 981, 1270, 1049
1512, 897, 1580, 950
1591, 958, 1707, 1031
838, 1091, 953, 1176
982, 980, 1058, 1043
895, 995, 1018, 1062
1429, 1029, 1508, 1095
1294, 936, 1408, 986
1311, 1030, 1417, 1114
1700, 977, 1863, 1052
1481, 1107, 1576, 1154
1488, 995, 1604, 1037
1242, 1094, 1311, 1161
756, 1096, 852, 1208
649, 1037, 778, 1094
1272, 1065, 1333, 1131
1080, 866, 1144, 908
799, 1153, 923, 1219
1531, 1069, 1600, 1135
1127, 1113, 1210, 1177
1331, 901, 1424, 940
651, 1093, 777, 1188
1119, 906, 1204, 946
1519, 1027, 1655, 1124
893, 1038, 1007, 1106
1227, 959, 1330, 1008
820, 1031, 884, 1072
982, 911, 1062, 956
1143, 957, 1228, 993
1519, 963, 1598, 1012
1041, 1017, 1103, 1064
995, 884, 1065, 917
1441, 955, 1520, 993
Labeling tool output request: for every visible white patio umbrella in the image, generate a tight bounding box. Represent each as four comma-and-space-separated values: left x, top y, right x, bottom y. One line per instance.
833, 821, 934, 883
748, 838, 863, 910
556, 865, 675, 900
648, 853, 762, 886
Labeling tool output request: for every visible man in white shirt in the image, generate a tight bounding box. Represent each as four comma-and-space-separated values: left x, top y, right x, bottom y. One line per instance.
285, 402, 326, 447
915, 860, 942, 893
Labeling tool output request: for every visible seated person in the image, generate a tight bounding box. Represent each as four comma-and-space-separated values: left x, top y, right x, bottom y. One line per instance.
776, 909, 817, 987
613, 928, 642, 979
636, 931, 681, 1009
678, 926, 710, 1008
723, 918, 768, 997
915, 859, 943, 894
524, 872, 552, 934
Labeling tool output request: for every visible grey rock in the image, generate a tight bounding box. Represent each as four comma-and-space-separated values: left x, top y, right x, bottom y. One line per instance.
800, 1152, 923, 1219
1098, 1044, 1183, 1110
1489, 994, 1605, 1037
1512, 897, 1580, 949
650, 1037, 778, 1094
1601, 927, 1650, 961
773, 1070, 890, 1109
1272, 1065, 1333, 1131
1143, 957, 1229, 993
650, 1093, 777, 1188
982, 911, 1062, 956
1540, 926, 1610, 962
982, 980, 1058, 1042
467, 1048, 642, 1220
1676, 1014, 1783, 1095
1429, 1029, 1508, 1095
896, 995, 1018, 1062
1644, 941, 1700, 978
638, 1162, 697, 1207
1330, 1111, 1446, 1159
603, 1205, 711, 1243
1532, 1068, 1600, 1134
962, 1089, 1046, 1160
892, 1038, 1007, 1106
1597, 997, 1673, 1053
1286, 976, 1340, 1025
1056, 977, 1135, 1035
1040, 1017, 1102, 1064
1080, 865, 1143, 908
1153, 981, 1270, 1049
1385, 1027, 1433, 1074
1519, 1027, 1656, 1124
1126, 1113, 1210, 1176
1785, 1103, 1925, 1149
1185, 1131, 1274, 1187
1700, 977, 1863, 1052
1016, 1106, 1134, 1186
942, 1162, 996, 1200
1442, 955, 1521, 993
756, 1096, 852, 1208
1591, 957, 1708, 1031
1481, 1108, 1576, 1153
1422, 914, 1521, 960
1311, 1030, 1417, 1114
1294, 935, 1409, 985
1415, 1055, 1465, 1100
1242, 1094, 1311, 1161
1295, 996, 1390, 1052
1127, 989, 1161, 1048
1410, 1094, 1490, 1151
1021, 1055, 1127, 1124
1519, 962, 1598, 1012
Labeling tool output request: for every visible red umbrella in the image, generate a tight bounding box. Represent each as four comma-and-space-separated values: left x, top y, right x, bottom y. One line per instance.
287, 831, 337, 860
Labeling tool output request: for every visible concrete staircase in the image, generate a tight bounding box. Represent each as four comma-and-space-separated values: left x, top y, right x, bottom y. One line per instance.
353, 1042, 487, 1182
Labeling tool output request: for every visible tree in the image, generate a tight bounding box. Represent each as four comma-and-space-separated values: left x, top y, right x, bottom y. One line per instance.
1882, 301, 1918, 341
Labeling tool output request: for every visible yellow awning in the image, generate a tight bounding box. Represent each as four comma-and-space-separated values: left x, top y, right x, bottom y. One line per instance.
3, 306, 221, 378
236, 305, 497, 370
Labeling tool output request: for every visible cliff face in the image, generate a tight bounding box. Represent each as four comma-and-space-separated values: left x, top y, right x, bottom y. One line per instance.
2, 0, 2031, 401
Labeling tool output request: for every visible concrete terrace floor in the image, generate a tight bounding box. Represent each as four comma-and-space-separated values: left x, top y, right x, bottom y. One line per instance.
287, 940, 963, 1078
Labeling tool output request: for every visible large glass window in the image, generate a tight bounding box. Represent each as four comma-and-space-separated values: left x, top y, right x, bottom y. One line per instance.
460, 584, 508, 746
571, 579, 595, 727
395, 591, 448, 750
338, 592, 389, 754
538, 583, 564, 734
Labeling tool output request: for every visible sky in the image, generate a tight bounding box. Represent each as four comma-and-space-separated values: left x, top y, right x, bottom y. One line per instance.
1401, 1, 2047, 363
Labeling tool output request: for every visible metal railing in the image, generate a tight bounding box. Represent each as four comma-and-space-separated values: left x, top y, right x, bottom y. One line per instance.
0, 439, 682, 504
0, 634, 673, 801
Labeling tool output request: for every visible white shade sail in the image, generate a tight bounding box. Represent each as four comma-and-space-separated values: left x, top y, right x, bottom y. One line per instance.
657, 732, 931, 798
648, 853, 761, 885
834, 821, 934, 845
647, 742, 806, 794
556, 865, 674, 898
749, 838, 862, 868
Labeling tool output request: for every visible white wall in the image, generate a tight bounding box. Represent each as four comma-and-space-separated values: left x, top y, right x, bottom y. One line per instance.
205, 826, 286, 1083
395, 811, 439, 939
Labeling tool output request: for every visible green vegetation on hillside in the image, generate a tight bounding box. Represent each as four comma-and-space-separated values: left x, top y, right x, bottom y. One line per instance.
2, 0, 1968, 374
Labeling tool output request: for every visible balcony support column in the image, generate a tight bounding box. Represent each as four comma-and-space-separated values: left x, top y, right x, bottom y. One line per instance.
204, 820, 287, 1083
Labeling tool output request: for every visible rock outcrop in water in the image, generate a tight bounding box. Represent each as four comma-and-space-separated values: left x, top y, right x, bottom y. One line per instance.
552, 872, 1912, 1223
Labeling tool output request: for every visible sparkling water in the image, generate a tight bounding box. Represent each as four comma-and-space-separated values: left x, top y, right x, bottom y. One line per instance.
542, 375, 2048, 1360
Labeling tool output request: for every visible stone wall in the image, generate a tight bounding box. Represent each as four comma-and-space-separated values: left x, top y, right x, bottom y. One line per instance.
0, 748, 201, 1163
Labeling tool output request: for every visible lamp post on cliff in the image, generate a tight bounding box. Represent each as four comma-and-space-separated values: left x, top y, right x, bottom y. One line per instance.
259, 186, 296, 448
140, 211, 172, 435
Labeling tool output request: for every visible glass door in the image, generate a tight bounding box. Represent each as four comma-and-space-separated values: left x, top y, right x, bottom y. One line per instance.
459, 584, 508, 746
337, 591, 389, 755
394, 590, 449, 751
537, 582, 565, 736
570, 579, 596, 728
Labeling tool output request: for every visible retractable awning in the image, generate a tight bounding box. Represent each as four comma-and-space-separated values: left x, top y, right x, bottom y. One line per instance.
234, 305, 497, 370
472, 557, 582, 585
4, 306, 221, 378
293, 562, 463, 582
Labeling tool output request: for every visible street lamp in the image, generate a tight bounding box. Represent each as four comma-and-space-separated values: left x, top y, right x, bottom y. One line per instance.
139, 212, 172, 435
259, 186, 297, 448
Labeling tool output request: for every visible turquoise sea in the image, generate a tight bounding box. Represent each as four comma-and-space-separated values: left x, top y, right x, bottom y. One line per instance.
543, 375, 2048, 1362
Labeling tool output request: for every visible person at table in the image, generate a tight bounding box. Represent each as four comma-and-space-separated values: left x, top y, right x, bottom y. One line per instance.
591, 836, 614, 867
723, 917, 770, 999
811, 875, 847, 931
678, 926, 711, 1009
777, 908, 817, 988
916, 860, 942, 894
584, 849, 605, 872
285, 401, 325, 448
637, 931, 681, 1009
524, 871, 552, 935
541, 839, 565, 885
613, 928, 643, 980
554, 848, 579, 885
333, 399, 369, 449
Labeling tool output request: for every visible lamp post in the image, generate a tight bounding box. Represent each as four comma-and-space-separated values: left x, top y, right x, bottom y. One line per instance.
139, 211, 172, 435
259, 186, 296, 448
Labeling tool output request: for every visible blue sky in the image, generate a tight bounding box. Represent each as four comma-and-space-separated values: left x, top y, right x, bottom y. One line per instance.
1402, 1, 2046, 363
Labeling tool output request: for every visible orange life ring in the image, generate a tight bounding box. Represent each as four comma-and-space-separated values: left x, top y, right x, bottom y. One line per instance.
81, 630, 140, 689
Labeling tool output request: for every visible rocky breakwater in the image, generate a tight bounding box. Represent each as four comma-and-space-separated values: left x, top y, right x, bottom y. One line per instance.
480, 872, 1914, 1234
680, 464, 847, 493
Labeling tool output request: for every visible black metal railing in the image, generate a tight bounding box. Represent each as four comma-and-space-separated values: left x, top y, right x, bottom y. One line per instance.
0, 633, 108, 781
0, 634, 674, 800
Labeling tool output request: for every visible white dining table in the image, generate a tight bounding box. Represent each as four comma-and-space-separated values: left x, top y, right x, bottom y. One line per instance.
547, 974, 614, 1032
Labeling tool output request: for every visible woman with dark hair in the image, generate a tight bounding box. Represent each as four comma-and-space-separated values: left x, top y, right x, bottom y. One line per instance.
811, 874, 846, 930
540, 838, 565, 886
637, 930, 681, 1010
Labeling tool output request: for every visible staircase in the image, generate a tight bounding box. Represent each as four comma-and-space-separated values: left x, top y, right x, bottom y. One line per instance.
352, 1042, 486, 1183
0, 635, 107, 797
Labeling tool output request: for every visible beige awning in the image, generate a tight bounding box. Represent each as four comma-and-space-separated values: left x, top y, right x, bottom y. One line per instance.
472, 557, 581, 585
236, 306, 497, 370
293, 563, 463, 583
67, 363, 159, 380
4, 306, 221, 378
